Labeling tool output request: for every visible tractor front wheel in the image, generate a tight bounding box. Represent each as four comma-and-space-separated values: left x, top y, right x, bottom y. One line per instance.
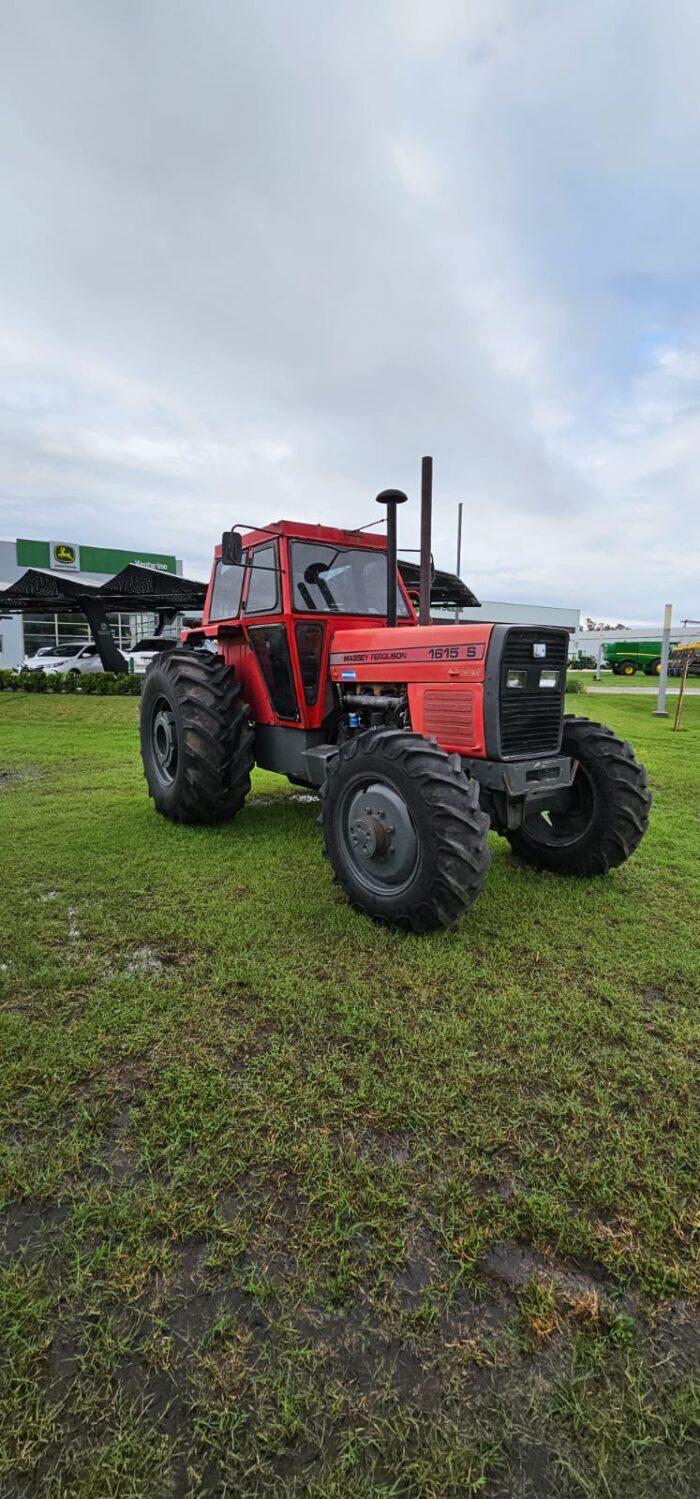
320, 730, 491, 931
141, 649, 254, 823
506, 716, 651, 876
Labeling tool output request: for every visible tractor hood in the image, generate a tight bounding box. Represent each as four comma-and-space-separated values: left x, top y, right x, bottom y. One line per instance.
328, 622, 493, 686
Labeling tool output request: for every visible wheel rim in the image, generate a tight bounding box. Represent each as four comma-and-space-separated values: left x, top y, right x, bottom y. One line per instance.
337, 776, 419, 895
520, 763, 596, 849
150, 695, 179, 786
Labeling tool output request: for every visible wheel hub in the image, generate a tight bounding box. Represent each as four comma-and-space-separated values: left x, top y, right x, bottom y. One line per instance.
151, 702, 178, 784
344, 782, 418, 888
349, 812, 392, 860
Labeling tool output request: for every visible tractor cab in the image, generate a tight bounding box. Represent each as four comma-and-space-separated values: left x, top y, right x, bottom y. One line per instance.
185, 519, 417, 736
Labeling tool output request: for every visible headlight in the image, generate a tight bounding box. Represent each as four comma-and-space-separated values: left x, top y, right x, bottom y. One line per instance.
506, 670, 527, 689
539, 670, 559, 689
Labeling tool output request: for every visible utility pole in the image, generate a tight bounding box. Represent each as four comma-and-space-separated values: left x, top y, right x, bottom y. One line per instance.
454, 501, 463, 623
653, 604, 673, 718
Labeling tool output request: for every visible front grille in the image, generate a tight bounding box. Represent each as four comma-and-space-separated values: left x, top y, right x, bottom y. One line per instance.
499, 628, 567, 757
423, 688, 475, 745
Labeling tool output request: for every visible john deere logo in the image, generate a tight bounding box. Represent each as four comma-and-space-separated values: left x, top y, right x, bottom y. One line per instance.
51, 542, 79, 570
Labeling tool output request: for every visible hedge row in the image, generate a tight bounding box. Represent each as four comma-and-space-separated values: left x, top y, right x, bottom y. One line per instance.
0, 669, 142, 695
1, 666, 586, 699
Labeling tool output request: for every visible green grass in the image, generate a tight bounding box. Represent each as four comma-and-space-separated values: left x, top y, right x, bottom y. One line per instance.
1, 693, 698, 1497
567, 669, 696, 690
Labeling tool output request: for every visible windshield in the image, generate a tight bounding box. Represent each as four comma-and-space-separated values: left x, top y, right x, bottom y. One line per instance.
291, 542, 410, 617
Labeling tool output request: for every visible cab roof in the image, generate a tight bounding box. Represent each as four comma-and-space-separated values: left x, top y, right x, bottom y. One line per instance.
233, 520, 386, 551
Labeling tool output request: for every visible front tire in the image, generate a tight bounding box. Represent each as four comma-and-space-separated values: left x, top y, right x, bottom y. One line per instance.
506, 716, 651, 876
320, 730, 491, 931
140, 650, 254, 824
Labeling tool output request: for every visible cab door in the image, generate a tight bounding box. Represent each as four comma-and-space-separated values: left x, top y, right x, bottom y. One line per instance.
243, 541, 300, 724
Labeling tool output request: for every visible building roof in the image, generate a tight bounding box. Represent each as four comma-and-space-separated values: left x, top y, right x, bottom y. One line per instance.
0, 564, 207, 615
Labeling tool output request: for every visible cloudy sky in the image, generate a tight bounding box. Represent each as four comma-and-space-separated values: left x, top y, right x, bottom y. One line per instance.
1, 0, 699, 623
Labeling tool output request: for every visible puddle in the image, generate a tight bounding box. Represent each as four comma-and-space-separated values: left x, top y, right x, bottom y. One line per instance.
484, 1243, 612, 1308
0, 768, 41, 791
124, 946, 166, 977
248, 792, 318, 808
104, 946, 173, 979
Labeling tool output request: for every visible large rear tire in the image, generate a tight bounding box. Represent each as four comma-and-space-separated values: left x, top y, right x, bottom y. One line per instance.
506, 716, 651, 876
140, 650, 254, 824
320, 730, 491, 931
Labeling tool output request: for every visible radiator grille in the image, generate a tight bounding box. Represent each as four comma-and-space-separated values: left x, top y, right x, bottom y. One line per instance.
423, 688, 475, 745
499, 629, 567, 756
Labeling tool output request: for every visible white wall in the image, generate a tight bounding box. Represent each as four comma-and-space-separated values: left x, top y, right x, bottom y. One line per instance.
437, 599, 580, 631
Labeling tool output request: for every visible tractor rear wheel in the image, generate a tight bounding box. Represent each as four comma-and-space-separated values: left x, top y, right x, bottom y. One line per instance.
141, 649, 254, 824
506, 716, 650, 876
320, 730, 491, 931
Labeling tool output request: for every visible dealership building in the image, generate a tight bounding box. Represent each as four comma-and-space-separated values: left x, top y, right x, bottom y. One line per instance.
0, 537, 185, 670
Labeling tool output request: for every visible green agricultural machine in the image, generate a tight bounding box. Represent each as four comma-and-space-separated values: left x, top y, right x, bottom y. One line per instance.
603, 640, 673, 677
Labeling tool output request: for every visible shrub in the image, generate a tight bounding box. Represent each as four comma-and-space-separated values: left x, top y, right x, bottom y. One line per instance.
565, 676, 587, 694
0, 668, 141, 695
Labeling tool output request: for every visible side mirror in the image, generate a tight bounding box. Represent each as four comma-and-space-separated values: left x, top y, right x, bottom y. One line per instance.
221, 529, 243, 566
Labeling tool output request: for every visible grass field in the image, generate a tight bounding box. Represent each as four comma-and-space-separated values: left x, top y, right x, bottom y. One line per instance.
1, 692, 698, 1498
567, 669, 697, 692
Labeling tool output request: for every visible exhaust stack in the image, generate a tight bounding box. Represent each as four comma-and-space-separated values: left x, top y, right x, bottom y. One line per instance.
419, 455, 433, 626
376, 488, 408, 628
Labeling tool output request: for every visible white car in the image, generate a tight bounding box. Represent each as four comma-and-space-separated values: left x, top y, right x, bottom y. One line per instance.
123, 637, 179, 676
20, 642, 103, 676
17, 645, 55, 672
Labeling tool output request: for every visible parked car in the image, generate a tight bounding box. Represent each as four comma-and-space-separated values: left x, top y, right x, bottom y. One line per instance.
20, 642, 103, 676
17, 645, 56, 671
123, 637, 179, 676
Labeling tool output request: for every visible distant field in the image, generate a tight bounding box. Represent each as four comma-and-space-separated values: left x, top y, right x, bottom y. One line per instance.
1, 693, 698, 1497
568, 669, 692, 689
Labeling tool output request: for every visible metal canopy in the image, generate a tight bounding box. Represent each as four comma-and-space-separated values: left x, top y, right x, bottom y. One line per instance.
0, 564, 207, 673
96, 564, 207, 610
0, 568, 101, 611
398, 559, 480, 610
0, 564, 207, 614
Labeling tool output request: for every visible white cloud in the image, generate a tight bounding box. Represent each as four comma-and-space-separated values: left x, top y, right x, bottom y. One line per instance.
0, 0, 698, 620
392, 139, 441, 199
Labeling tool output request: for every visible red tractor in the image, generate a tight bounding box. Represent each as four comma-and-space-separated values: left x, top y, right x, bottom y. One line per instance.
140, 460, 651, 931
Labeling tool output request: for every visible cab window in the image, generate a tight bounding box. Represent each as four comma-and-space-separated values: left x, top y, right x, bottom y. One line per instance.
290, 541, 409, 617
210, 556, 246, 621
249, 625, 299, 720
245, 542, 280, 615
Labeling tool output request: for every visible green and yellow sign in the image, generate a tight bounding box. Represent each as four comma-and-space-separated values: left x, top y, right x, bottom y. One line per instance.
51, 542, 78, 569
16, 539, 178, 576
